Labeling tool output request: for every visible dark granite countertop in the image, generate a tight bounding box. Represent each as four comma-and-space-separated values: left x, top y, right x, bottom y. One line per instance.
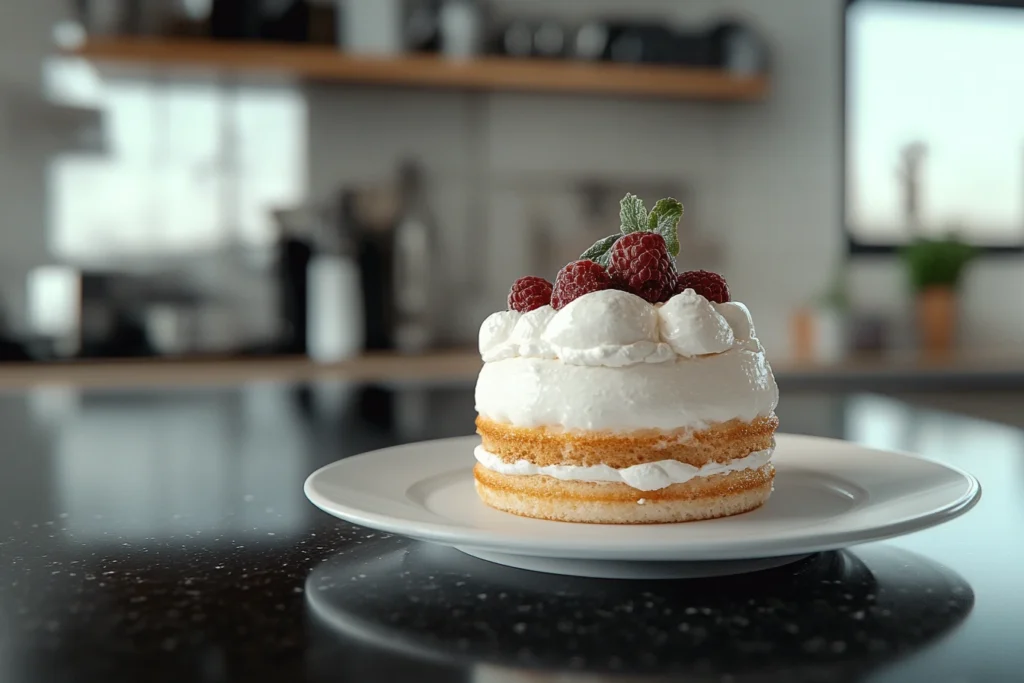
0, 383, 1020, 682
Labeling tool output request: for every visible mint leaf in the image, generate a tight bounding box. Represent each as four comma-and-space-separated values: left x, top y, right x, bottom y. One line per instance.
580, 233, 619, 267
648, 197, 683, 257
619, 193, 648, 234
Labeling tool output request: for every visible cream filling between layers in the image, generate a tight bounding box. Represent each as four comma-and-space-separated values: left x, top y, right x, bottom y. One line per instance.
474, 445, 774, 492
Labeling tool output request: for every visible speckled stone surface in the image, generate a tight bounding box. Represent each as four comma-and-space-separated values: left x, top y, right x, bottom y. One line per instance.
0, 385, 1019, 682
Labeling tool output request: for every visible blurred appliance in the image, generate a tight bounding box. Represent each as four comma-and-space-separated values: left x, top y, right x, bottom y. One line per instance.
338, 161, 438, 354
273, 207, 314, 354
344, 187, 398, 351
391, 160, 437, 354
77, 274, 154, 358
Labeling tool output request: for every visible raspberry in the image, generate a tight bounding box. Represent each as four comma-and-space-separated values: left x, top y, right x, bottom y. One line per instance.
551, 260, 613, 309
508, 276, 553, 312
606, 232, 676, 304
676, 270, 731, 303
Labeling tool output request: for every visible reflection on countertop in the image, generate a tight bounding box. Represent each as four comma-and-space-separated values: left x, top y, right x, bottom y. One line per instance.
307, 541, 972, 679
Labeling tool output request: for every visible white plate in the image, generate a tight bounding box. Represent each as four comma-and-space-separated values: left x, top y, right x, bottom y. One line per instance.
304, 434, 980, 578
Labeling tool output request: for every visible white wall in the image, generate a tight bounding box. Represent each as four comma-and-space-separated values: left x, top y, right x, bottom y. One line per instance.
0, 1, 67, 329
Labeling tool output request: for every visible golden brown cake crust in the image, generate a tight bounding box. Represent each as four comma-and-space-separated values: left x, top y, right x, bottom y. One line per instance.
476, 415, 778, 469
474, 463, 775, 524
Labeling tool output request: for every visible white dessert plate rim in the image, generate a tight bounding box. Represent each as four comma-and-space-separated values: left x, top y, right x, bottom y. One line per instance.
303, 433, 980, 562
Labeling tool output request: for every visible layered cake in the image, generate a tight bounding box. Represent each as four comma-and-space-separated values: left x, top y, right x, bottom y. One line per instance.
473, 194, 779, 524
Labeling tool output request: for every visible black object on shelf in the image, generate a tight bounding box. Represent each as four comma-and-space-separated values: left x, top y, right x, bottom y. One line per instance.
277, 234, 312, 354
709, 20, 769, 75
261, 0, 310, 43
210, 0, 262, 40
569, 19, 766, 70
342, 190, 396, 352
357, 232, 395, 351
606, 24, 714, 66
406, 0, 442, 53
210, 0, 311, 42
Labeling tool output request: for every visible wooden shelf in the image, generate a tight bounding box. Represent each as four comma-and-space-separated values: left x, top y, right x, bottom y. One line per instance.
66, 38, 769, 102
0, 351, 484, 390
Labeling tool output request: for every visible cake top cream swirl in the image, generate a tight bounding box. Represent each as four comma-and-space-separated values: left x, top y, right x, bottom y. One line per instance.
479, 289, 758, 367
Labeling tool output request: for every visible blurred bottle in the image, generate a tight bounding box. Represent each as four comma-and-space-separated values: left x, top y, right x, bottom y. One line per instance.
273, 206, 313, 354
439, 0, 483, 60
710, 21, 768, 75
498, 20, 533, 58
495, 19, 567, 59
392, 161, 436, 354
337, 0, 404, 55
406, 0, 441, 53
532, 20, 566, 59
573, 22, 609, 61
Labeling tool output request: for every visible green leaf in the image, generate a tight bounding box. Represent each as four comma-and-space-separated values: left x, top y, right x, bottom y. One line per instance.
619, 193, 648, 234
580, 233, 620, 267
647, 197, 683, 257
900, 237, 977, 291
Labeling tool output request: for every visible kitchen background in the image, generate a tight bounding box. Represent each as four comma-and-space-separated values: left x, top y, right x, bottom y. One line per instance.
0, 0, 1021, 371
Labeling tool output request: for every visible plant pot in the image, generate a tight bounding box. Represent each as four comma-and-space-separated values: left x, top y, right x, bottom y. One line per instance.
916, 286, 957, 354
790, 306, 847, 363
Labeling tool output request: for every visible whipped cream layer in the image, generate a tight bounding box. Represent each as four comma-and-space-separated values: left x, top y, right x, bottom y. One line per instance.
480, 289, 756, 367
475, 350, 777, 431
476, 288, 777, 432
475, 445, 774, 491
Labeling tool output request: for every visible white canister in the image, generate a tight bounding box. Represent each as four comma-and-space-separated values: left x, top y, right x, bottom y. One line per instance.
440, 0, 482, 60
307, 254, 365, 363
338, 0, 404, 56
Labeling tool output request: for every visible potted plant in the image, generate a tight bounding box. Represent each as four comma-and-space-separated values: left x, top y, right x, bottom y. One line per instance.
901, 236, 977, 353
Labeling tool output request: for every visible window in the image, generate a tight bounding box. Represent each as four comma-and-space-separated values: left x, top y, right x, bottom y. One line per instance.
844, 0, 1024, 252
45, 59, 307, 263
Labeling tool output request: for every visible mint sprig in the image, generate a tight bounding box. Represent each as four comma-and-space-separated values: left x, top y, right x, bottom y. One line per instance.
577, 193, 684, 263
619, 193, 648, 234
648, 197, 683, 257
580, 233, 619, 267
